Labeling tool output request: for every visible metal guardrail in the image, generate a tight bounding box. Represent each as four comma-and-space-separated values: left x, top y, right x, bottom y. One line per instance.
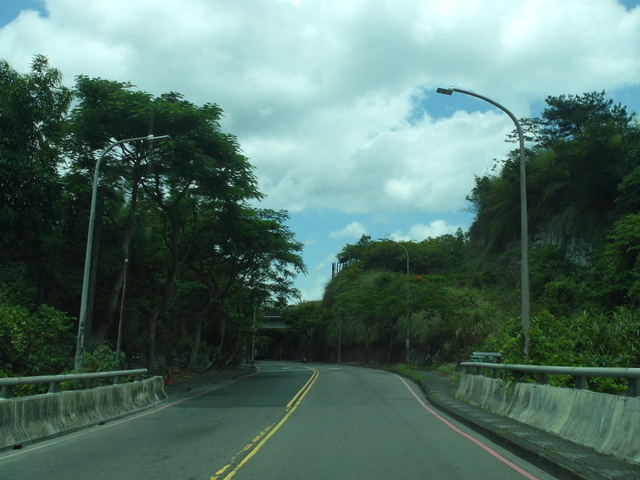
460, 362, 640, 397
0, 369, 148, 399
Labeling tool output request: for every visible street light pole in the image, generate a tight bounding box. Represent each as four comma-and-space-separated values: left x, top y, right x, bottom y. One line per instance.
337, 313, 342, 363
74, 135, 170, 371
379, 237, 411, 363
436, 87, 530, 359
114, 257, 129, 368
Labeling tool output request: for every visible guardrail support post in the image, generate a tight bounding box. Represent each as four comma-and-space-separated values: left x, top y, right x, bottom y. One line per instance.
537, 373, 549, 385
48, 382, 60, 393
628, 378, 639, 397
0, 385, 12, 399
575, 376, 588, 390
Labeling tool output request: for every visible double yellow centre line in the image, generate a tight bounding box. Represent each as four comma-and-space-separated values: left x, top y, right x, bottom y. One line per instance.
211, 365, 319, 480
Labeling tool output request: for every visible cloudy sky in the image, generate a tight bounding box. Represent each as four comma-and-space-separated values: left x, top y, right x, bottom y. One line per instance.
2, 0, 640, 301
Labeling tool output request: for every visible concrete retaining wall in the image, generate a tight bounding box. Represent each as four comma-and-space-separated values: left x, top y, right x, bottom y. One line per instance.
456, 374, 640, 464
0, 377, 166, 450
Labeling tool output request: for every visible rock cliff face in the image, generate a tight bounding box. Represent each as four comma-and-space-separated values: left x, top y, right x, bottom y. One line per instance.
532, 227, 592, 265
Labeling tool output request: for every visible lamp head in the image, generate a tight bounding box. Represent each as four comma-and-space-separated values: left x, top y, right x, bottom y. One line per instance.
436, 87, 454, 95
147, 134, 171, 143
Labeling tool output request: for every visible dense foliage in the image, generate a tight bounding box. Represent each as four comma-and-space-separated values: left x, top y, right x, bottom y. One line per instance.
282, 91, 640, 376
0, 57, 305, 376
4, 55, 640, 379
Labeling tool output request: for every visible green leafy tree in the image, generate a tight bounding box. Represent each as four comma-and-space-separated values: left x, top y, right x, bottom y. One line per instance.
595, 213, 640, 306
184, 205, 305, 368
539, 91, 632, 144
282, 301, 322, 359
336, 235, 372, 268
0, 302, 74, 376
0, 56, 72, 306
616, 165, 640, 215
66, 78, 271, 372
323, 270, 406, 363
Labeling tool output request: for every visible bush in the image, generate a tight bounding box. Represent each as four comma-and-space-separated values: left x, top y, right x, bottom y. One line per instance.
80, 344, 123, 373
0, 302, 74, 376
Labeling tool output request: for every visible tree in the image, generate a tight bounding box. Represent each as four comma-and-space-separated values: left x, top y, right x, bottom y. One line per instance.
596, 213, 640, 306
539, 91, 633, 145
281, 301, 321, 360
0, 301, 74, 376
0, 56, 72, 305
66, 78, 268, 372
65, 76, 172, 344
615, 163, 640, 215
336, 235, 372, 267
0, 58, 307, 373
466, 164, 521, 253
185, 205, 305, 367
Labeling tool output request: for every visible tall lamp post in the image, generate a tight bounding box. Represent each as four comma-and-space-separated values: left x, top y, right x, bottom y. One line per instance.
75, 135, 170, 371
436, 87, 530, 359
379, 237, 411, 363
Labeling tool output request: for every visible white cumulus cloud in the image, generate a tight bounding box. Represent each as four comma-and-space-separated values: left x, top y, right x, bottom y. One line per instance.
329, 221, 368, 239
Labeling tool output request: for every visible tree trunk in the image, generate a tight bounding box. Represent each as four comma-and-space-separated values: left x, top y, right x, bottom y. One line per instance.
215, 303, 228, 367
145, 221, 190, 374
220, 335, 241, 369
146, 309, 158, 373
95, 266, 125, 341
95, 181, 140, 342
187, 289, 218, 370
363, 331, 370, 364
145, 272, 176, 374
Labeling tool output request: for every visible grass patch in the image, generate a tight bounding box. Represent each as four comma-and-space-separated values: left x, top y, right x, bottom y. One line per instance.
433, 363, 460, 384
394, 364, 425, 382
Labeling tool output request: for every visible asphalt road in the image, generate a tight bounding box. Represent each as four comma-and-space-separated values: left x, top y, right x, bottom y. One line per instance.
0, 363, 558, 479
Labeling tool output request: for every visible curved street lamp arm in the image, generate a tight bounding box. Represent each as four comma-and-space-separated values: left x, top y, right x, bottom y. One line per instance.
75, 134, 171, 371
436, 87, 530, 359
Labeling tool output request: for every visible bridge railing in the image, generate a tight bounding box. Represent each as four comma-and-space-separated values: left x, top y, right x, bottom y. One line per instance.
0, 369, 148, 399
459, 362, 640, 397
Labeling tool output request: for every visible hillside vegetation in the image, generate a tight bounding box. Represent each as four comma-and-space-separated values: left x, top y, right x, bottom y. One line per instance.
282, 91, 640, 379
2, 56, 640, 381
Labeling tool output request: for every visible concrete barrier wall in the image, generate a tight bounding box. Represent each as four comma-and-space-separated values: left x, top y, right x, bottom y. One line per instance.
456, 374, 640, 464
0, 377, 166, 450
